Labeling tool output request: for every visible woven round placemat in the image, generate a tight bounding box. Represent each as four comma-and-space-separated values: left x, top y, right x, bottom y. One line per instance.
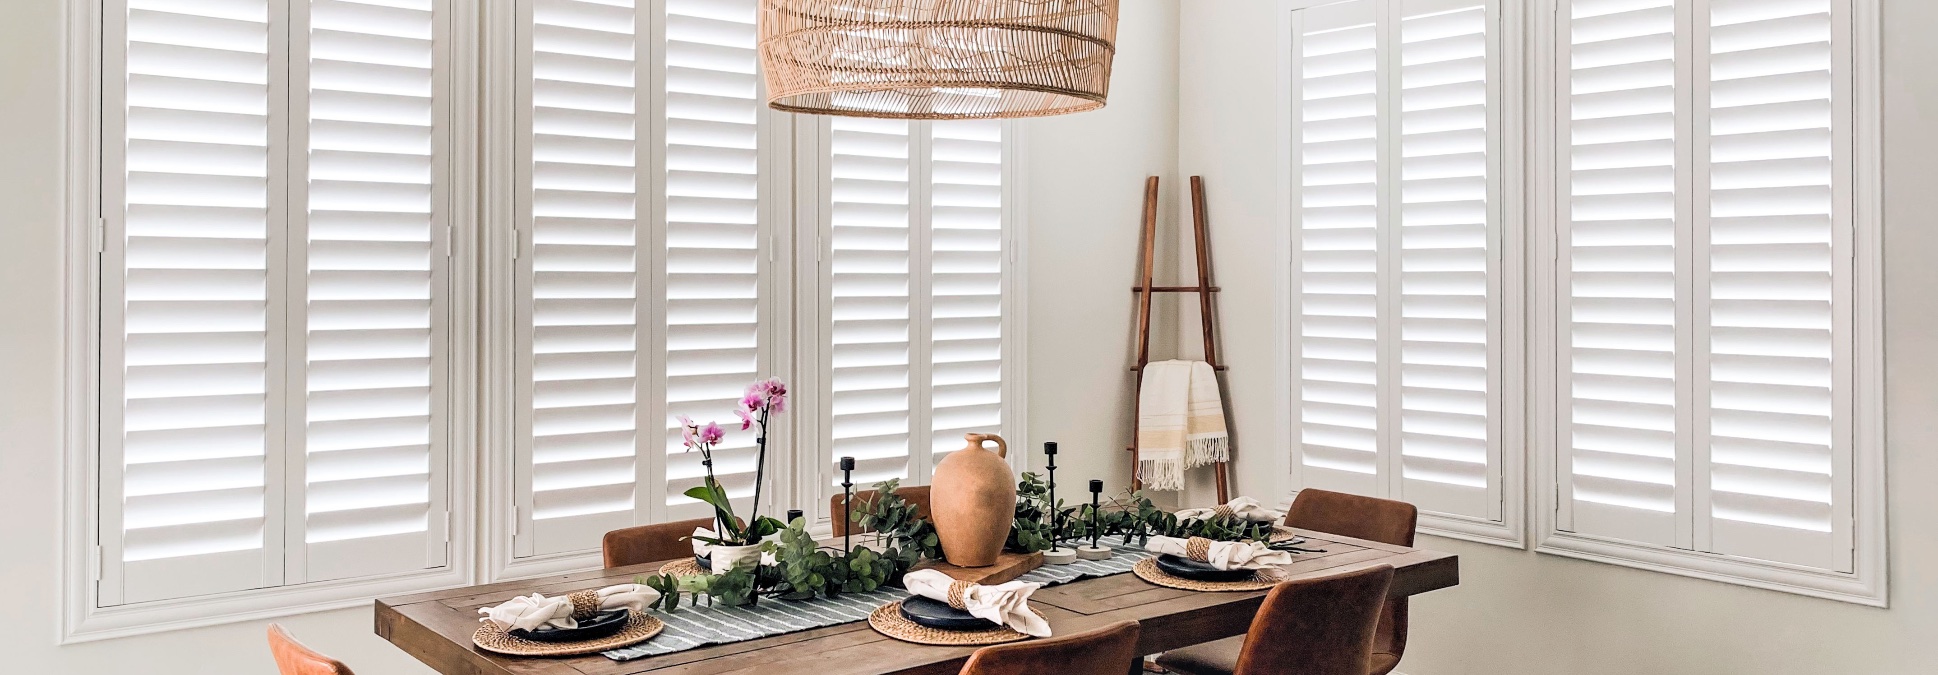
1132, 558, 1280, 592
472, 612, 663, 657
867, 601, 1041, 646
658, 558, 709, 577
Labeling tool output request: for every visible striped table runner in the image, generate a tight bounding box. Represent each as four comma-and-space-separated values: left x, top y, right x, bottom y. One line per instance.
603, 538, 1154, 661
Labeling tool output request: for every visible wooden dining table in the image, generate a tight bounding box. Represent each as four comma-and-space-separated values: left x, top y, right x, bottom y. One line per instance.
375, 528, 1457, 675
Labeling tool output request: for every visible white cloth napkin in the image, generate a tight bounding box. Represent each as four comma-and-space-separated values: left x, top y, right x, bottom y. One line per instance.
902, 569, 1052, 637
478, 584, 660, 632
1175, 497, 1283, 523
1144, 536, 1293, 571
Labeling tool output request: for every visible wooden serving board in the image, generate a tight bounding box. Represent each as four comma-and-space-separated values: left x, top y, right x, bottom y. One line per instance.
911, 550, 1045, 585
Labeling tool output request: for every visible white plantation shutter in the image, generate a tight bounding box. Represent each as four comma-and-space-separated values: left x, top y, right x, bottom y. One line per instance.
1556, 0, 1682, 548
1291, 0, 1503, 523
659, 0, 771, 522
103, 0, 283, 605
827, 117, 917, 487
1553, 0, 1854, 571
513, 0, 781, 554
515, 0, 645, 556
1396, 0, 1499, 519
1295, 0, 1383, 497
815, 119, 1011, 509
296, 0, 450, 582
100, 0, 453, 604
928, 121, 1007, 466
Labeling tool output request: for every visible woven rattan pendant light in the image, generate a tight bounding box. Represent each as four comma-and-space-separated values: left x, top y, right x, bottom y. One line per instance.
757, 0, 1119, 119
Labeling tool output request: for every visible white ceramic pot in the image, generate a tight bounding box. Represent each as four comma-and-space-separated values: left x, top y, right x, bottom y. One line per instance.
710, 544, 764, 573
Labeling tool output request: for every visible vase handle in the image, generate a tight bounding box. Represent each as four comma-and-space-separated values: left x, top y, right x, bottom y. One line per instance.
965, 433, 1007, 459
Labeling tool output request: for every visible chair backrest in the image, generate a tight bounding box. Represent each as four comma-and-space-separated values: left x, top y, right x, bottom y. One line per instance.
1283, 489, 1418, 673
830, 485, 933, 537
1233, 565, 1393, 675
959, 620, 1141, 675
1283, 488, 1418, 547
268, 624, 353, 675
602, 517, 714, 569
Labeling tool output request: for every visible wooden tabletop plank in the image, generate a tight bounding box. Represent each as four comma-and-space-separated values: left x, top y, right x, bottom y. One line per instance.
376, 536, 1457, 675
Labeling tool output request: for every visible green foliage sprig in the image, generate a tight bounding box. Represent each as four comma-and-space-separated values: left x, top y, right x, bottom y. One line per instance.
1077, 490, 1279, 547
857, 478, 943, 572
1007, 472, 1074, 553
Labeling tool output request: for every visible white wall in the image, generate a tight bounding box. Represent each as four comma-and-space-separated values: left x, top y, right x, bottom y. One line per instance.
1178, 1, 1938, 673
0, 1, 1181, 673
1023, 0, 1182, 501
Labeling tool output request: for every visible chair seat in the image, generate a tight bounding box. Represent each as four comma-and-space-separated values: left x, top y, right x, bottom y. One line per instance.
1154, 636, 1242, 675
1155, 639, 1400, 675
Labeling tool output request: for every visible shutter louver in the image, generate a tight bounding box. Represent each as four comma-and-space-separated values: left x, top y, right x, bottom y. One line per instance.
661, 0, 765, 521
1558, 0, 1683, 547
1295, 0, 1384, 497
1397, 0, 1496, 519
829, 117, 916, 487
1699, 0, 1846, 570
520, 0, 643, 555
299, 0, 447, 581
928, 120, 1005, 466
107, 0, 280, 604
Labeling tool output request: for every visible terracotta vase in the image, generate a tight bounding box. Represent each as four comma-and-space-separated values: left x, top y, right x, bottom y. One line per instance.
930, 433, 1017, 567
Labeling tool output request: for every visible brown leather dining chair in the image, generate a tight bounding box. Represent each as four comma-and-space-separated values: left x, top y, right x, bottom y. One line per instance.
831, 485, 933, 536
602, 517, 715, 568
960, 619, 1141, 675
1157, 489, 1418, 675
268, 624, 353, 675
1157, 565, 1395, 675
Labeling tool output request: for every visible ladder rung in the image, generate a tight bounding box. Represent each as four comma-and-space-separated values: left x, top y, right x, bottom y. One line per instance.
1130, 365, 1228, 372
1131, 286, 1221, 293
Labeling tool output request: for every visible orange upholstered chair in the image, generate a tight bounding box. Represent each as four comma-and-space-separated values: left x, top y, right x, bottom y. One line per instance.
268, 624, 353, 675
959, 620, 1141, 675
830, 485, 933, 536
601, 517, 714, 569
1157, 489, 1419, 675
1158, 565, 1395, 675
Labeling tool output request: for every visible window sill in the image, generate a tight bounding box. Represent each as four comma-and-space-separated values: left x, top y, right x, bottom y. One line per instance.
1419, 512, 1525, 550
63, 565, 471, 644
1535, 530, 1886, 607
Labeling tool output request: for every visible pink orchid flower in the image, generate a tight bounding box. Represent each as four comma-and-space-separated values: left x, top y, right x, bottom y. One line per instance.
700, 422, 725, 446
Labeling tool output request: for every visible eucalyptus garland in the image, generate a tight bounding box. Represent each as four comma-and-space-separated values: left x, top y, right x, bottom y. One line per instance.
636, 480, 1275, 613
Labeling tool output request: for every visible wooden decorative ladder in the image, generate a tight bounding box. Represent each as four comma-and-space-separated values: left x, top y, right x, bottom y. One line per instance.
1128, 175, 1231, 503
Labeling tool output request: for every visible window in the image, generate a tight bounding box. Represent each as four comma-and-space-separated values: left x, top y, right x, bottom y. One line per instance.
97, 0, 460, 610
807, 117, 1018, 521
1535, 0, 1883, 603
509, 0, 791, 560
1283, 0, 1519, 544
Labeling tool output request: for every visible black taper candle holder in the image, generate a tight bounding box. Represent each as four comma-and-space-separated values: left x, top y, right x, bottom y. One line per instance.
839, 456, 855, 554
1044, 442, 1058, 551
1089, 479, 1104, 548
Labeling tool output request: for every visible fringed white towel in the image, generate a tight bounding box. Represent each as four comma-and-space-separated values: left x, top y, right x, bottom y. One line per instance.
1137, 359, 1229, 491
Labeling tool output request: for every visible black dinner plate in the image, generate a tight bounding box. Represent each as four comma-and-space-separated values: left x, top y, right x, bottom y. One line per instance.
1154, 554, 1256, 582
510, 609, 631, 643
898, 594, 992, 630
